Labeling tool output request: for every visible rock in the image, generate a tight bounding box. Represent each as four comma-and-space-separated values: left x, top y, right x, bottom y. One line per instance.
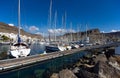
74, 61, 82, 67
84, 64, 95, 68
109, 55, 120, 64
93, 54, 107, 64
75, 69, 99, 78
59, 69, 78, 78
109, 56, 117, 63
108, 56, 120, 70
42, 68, 52, 78
105, 49, 115, 59
72, 67, 80, 73
50, 73, 59, 78
94, 61, 120, 78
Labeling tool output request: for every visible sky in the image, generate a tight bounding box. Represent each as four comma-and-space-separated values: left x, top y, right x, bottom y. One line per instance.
0, 0, 120, 36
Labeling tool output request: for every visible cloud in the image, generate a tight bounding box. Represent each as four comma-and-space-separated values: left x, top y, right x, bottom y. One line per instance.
48, 29, 54, 33
20, 27, 22, 29
57, 29, 67, 33
29, 26, 39, 32
8, 23, 14, 26
48, 28, 76, 35
111, 30, 120, 32
68, 29, 76, 33
100, 31, 105, 33
48, 29, 67, 34
35, 32, 49, 37
35, 32, 41, 35
8, 23, 23, 29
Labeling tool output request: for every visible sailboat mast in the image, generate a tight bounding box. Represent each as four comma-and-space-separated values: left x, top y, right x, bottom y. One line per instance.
70, 22, 73, 42
79, 24, 81, 41
48, 0, 52, 42
54, 11, 57, 41
77, 24, 79, 41
18, 0, 21, 37
62, 15, 64, 38
64, 12, 67, 41
49, 0, 52, 28
17, 0, 21, 43
86, 24, 87, 38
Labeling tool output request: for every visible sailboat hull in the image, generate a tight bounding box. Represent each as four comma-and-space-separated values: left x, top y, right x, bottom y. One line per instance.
66, 46, 72, 50
9, 48, 31, 58
45, 45, 66, 52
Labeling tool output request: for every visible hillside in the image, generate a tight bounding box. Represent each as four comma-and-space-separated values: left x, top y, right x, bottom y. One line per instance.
104, 31, 120, 42
0, 22, 42, 39
61, 28, 120, 43
61, 28, 101, 42
105, 31, 120, 37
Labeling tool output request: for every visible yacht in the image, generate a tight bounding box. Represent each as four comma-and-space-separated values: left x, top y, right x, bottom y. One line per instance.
9, 0, 31, 58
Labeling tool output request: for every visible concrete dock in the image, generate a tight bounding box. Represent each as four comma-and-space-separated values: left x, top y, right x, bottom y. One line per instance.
0, 47, 85, 72
0, 42, 120, 72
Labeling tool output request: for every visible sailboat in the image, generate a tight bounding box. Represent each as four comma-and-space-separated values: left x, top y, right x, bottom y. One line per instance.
46, 11, 66, 52
69, 23, 79, 49
83, 24, 92, 46
45, 0, 66, 52
9, 0, 31, 58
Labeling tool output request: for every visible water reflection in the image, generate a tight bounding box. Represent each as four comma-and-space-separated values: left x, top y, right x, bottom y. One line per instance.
30, 42, 45, 55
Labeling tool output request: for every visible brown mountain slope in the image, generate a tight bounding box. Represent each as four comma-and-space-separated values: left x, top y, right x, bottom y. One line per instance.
0, 22, 42, 39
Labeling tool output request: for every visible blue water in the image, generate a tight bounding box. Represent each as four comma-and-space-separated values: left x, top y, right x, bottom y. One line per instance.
0, 51, 87, 78
30, 42, 45, 55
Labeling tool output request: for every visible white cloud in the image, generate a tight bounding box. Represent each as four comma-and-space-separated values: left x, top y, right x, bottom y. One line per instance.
48, 29, 67, 34
57, 29, 67, 33
111, 30, 120, 32
35, 32, 49, 37
48, 28, 76, 35
48, 29, 54, 33
20, 27, 22, 29
8, 23, 22, 29
100, 31, 105, 33
68, 29, 76, 33
8, 23, 14, 26
29, 26, 39, 32
35, 32, 41, 35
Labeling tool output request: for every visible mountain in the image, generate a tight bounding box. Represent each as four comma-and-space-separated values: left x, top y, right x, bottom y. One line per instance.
0, 22, 42, 39
62, 28, 101, 41
60, 28, 120, 43
104, 31, 120, 42
105, 31, 120, 37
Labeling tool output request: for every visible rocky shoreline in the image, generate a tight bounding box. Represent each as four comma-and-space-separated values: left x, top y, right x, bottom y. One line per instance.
50, 48, 120, 78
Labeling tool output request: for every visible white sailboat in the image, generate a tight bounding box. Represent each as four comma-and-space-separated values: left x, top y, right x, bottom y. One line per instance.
9, 0, 31, 58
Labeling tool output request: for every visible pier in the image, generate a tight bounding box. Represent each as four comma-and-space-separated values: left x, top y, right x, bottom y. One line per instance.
0, 42, 120, 73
